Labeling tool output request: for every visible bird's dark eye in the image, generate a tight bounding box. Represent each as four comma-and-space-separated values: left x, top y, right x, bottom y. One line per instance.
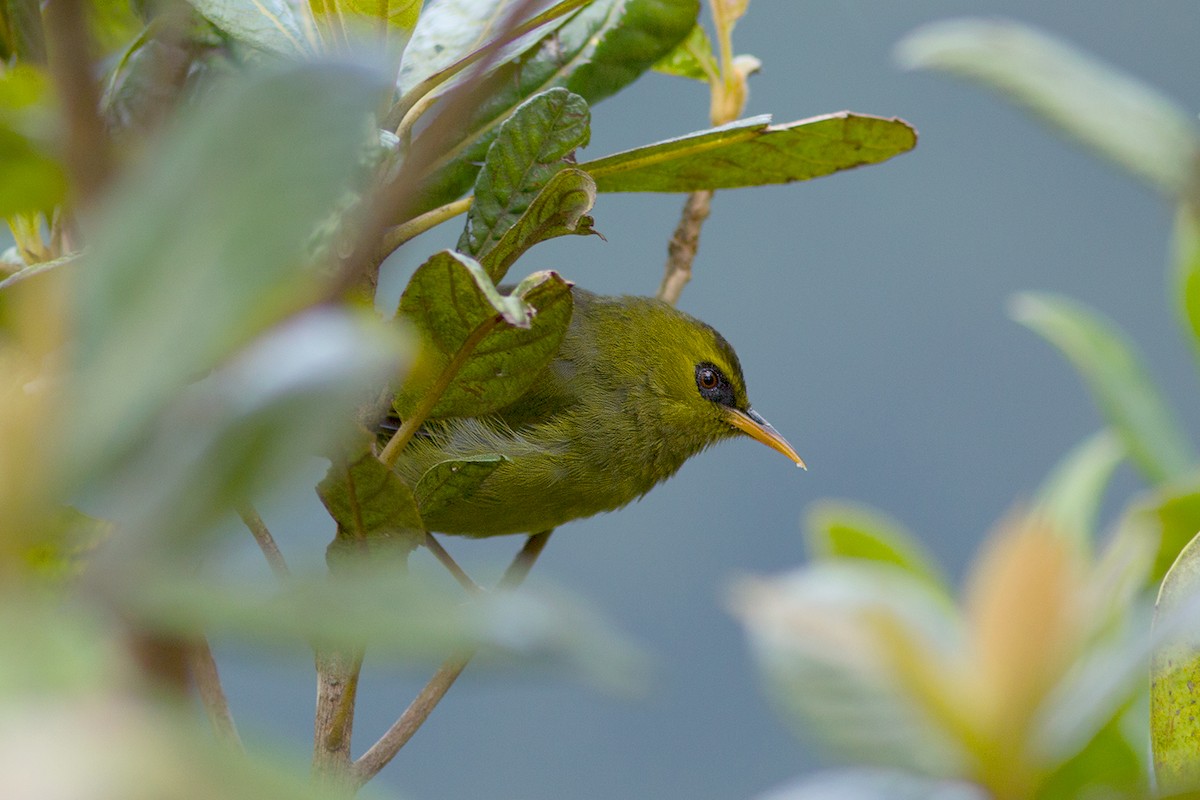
695, 362, 735, 406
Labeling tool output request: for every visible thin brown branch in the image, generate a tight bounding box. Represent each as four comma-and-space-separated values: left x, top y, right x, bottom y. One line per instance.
657, 190, 713, 306
43, 0, 113, 208
425, 533, 483, 594
237, 504, 291, 579
350, 530, 554, 786
189, 637, 244, 751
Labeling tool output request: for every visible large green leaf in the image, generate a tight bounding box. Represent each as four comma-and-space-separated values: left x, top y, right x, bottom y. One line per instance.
1152, 530, 1200, 795
458, 87, 591, 261
411, 0, 697, 213
580, 112, 917, 192
1011, 292, 1195, 485
652, 23, 716, 82
896, 18, 1200, 197
1033, 429, 1125, 548
479, 167, 599, 283
184, 0, 316, 56
67, 62, 385, 482
415, 456, 505, 519
804, 501, 949, 597
394, 251, 574, 419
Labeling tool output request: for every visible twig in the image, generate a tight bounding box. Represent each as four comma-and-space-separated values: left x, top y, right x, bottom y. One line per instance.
657, 189, 713, 306
189, 637, 244, 751
313, 647, 364, 789
351, 530, 554, 786
379, 196, 473, 256
43, 0, 112, 207
237, 504, 291, 579
425, 533, 483, 594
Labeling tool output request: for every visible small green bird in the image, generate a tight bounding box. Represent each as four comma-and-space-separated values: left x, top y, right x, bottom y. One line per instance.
390, 287, 804, 537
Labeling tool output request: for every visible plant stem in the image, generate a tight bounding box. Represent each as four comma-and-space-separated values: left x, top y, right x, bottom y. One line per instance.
657, 190, 713, 306
189, 637, 243, 751
313, 647, 365, 789
237, 504, 291, 579
379, 196, 473, 256
425, 533, 483, 594
351, 530, 553, 786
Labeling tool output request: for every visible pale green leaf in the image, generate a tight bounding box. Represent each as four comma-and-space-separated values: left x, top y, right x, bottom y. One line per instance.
729, 562, 967, 775
0, 66, 66, 216
317, 439, 424, 556
757, 769, 986, 800
1174, 206, 1200, 361
185, 0, 315, 56
459, 88, 591, 261
1034, 429, 1125, 548
804, 501, 949, 596
897, 18, 1200, 197
479, 167, 599, 283
1011, 292, 1195, 484
581, 112, 917, 192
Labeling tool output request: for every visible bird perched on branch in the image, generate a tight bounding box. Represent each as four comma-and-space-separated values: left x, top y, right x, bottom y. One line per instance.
387, 287, 803, 537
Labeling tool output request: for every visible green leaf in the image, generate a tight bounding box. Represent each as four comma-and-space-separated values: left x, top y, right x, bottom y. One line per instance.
1152, 530, 1200, 795
67, 61, 385, 482
480, 167, 600, 283
804, 501, 949, 596
1036, 710, 1146, 800
896, 18, 1200, 197
580, 112, 917, 192
310, 0, 421, 65
394, 252, 574, 419
652, 22, 716, 82
458, 87, 591, 261
1011, 292, 1195, 485
1174, 206, 1200, 361
729, 562, 968, 776
1033, 429, 1125, 548
0, 66, 66, 216
2, 0, 46, 63
415, 456, 505, 520
757, 769, 986, 800
317, 438, 424, 557
412, 0, 698, 213
184, 0, 315, 56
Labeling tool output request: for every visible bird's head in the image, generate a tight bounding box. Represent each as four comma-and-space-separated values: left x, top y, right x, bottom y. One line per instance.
644, 303, 805, 469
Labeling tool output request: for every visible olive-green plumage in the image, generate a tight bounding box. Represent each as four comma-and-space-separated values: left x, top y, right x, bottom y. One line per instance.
395, 287, 801, 537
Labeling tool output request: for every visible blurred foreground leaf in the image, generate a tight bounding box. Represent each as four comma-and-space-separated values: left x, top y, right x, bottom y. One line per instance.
756, 769, 986, 800
0, 65, 66, 217
1174, 206, 1200, 359
394, 252, 573, 419
729, 562, 967, 776
580, 112, 916, 192
804, 501, 948, 596
68, 61, 385, 482
185, 0, 315, 57
1152, 530, 1200, 795
897, 17, 1200, 197
1033, 429, 1125, 548
1011, 292, 1194, 485
90, 311, 408, 557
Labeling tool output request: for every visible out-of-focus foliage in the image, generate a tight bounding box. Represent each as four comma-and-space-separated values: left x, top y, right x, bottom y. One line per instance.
735, 17, 1200, 800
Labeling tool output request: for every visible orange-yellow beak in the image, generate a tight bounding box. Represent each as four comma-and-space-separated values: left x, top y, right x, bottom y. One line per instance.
724, 407, 806, 469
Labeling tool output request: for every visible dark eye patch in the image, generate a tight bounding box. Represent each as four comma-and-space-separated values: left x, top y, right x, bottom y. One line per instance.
695, 362, 736, 407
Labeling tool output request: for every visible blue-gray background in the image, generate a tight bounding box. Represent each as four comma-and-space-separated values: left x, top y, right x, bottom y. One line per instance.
220, 3, 1200, 799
